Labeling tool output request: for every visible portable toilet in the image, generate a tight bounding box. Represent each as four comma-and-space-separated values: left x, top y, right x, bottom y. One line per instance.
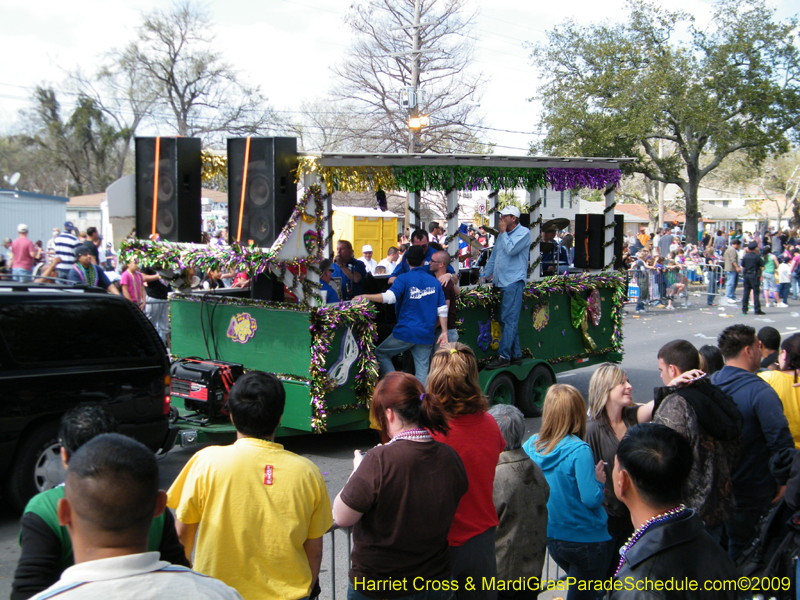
332, 206, 398, 258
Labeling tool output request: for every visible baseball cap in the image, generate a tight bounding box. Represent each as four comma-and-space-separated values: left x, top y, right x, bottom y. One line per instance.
74, 244, 92, 257
747, 241, 758, 250
64, 221, 75, 231
17, 224, 28, 233
3, 237, 11, 244
362, 245, 373, 253
499, 206, 521, 218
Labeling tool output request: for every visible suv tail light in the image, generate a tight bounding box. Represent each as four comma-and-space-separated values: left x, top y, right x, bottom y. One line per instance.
163, 375, 171, 415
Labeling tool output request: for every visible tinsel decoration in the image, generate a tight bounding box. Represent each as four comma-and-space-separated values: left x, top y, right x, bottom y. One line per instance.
307, 302, 379, 432
121, 186, 328, 298
546, 168, 621, 192
169, 293, 379, 433
201, 151, 227, 185
295, 159, 620, 194
457, 272, 626, 354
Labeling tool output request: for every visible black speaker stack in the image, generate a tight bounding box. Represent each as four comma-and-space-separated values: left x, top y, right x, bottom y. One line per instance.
227, 137, 298, 247
573, 213, 625, 269
135, 137, 202, 243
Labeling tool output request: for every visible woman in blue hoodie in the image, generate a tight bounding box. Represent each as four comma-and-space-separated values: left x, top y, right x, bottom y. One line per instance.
523, 384, 612, 600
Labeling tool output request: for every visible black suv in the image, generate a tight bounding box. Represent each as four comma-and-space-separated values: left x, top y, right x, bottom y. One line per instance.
0, 282, 174, 511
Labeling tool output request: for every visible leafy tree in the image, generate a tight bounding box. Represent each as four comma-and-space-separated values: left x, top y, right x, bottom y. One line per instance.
530, 0, 800, 242
115, 0, 280, 143
22, 87, 128, 195
330, 0, 488, 153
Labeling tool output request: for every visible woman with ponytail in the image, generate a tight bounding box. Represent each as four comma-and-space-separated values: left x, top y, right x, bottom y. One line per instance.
333, 372, 468, 600
426, 343, 506, 600
760, 333, 800, 449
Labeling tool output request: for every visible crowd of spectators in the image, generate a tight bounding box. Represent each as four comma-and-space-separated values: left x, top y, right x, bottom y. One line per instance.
626, 226, 799, 312
12, 322, 800, 600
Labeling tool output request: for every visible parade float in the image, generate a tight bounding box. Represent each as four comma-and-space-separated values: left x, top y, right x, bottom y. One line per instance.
121, 140, 633, 444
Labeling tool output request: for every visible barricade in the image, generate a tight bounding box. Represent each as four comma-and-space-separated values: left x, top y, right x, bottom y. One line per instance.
324, 525, 565, 599
626, 262, 724, 309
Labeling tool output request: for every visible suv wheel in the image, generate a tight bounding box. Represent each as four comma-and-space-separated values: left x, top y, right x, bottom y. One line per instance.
6, 422, 64, 512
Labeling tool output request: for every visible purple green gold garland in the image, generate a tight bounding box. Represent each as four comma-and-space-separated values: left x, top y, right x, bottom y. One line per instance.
294, 158, 620, 193
457, 272, 626, 353
308, 301, 379, 432
121, 186, 328, 300
168, 292, 378, 433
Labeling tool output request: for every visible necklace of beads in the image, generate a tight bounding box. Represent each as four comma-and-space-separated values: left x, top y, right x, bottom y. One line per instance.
389, 427, 432, 443
615, 504, 687, 576
76, 263, 97, 287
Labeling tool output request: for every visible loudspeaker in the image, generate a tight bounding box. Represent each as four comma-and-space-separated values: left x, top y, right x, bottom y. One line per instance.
250, 272, 285, 302
614, 214, 625, 270
573, 213, 605, 269
135, 137, 202, 243
227, 137, 298, 248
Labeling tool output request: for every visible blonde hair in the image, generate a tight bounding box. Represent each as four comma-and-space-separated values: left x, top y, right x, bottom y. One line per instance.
426, 342, 488, 418
535, 384, 586, 454
587, 363, 627, 422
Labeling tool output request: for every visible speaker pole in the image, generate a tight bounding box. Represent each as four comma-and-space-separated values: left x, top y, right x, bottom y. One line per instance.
603, 184, 616, 270
151, 136, 161, 238
236, 136, 251, 243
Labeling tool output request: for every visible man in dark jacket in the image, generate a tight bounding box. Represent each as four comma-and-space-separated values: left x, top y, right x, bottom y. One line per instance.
611, 423, 736, 599
652, 340, 742, 541
711, 324, 794, 559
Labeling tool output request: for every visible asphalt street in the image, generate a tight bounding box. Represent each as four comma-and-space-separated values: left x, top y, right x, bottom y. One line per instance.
0, 293, 797, 599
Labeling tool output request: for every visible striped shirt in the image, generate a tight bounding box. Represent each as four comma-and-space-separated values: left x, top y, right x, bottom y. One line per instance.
53, 234, 81, 272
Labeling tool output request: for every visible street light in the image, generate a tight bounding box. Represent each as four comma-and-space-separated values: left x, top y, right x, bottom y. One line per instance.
409, 115, 430, 129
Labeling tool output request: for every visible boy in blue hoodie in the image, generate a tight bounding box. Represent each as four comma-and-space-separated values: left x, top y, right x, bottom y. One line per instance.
711, 324, 794, 559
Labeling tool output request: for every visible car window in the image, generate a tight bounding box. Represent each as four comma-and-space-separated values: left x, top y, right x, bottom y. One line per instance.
0, 298, 158, 364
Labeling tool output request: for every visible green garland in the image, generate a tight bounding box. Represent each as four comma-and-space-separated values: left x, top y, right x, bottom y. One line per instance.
169, 293, 379, 434
457, 272, 626, 353
121, 186, 328, 301
392, 166, 547, 192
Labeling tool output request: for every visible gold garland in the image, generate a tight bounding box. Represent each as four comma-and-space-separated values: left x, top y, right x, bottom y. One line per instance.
201, 151, 227, 184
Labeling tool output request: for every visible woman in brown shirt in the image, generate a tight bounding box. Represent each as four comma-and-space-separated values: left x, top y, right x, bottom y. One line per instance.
586, 363, 653, 576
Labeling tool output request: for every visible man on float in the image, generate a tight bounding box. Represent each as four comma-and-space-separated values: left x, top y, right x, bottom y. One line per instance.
484, 206, 530, 370
540, 226, 569, 276
388, 229, 456, 287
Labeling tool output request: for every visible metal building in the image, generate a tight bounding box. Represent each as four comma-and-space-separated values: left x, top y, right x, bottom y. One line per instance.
0, 190, 68, 244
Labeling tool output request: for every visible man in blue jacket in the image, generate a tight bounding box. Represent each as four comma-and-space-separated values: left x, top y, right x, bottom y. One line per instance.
389, 228, 455, 283
711, 323, 794, 559
355, 245, 448, 385
484, 206, 531, 369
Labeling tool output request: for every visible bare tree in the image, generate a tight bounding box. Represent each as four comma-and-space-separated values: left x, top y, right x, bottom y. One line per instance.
329, 0, 488, 153
116, 0, 280, 143
69, 61, 160, 180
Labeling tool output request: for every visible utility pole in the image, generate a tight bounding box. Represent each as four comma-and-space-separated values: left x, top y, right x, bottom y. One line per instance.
405, 0, 422, 232
407, 0, 421, 154
658, 139, 665, 229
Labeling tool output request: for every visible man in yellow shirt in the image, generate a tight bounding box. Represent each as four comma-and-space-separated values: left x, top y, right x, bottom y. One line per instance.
168, 372, 332, 600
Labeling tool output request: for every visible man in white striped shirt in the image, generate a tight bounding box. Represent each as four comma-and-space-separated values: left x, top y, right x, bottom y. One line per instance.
53, 222, 81, 280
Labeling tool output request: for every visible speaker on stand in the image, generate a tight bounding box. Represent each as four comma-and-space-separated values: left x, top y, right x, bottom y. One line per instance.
227, 137, 299, 301
135, 137, 202, 243
573, 213, 605, 269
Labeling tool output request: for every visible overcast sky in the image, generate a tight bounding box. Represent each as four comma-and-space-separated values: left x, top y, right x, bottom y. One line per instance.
0, 0, 795, 156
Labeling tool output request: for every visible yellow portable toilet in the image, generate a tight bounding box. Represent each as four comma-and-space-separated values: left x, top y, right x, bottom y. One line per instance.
332, 206, 398, 258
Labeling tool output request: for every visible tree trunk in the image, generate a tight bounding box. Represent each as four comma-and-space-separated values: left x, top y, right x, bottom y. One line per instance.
684, 176, 700, 245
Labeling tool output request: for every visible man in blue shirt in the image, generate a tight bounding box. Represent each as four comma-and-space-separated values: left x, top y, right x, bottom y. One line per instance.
355, 245, 448, 385
389, 229, 455, 283
332, 240, 366, 300
484, 206, 530, 369
318, 259, 339, 303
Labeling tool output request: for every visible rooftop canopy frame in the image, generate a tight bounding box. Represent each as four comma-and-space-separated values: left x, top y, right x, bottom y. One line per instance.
298, 152, 636, 283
